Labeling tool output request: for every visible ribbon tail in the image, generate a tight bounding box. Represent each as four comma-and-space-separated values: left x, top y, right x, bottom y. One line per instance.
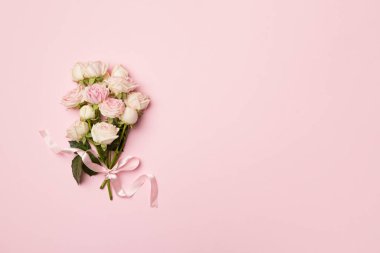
39, 130, 78, 154
111, 174, 158, 208
39, 130, 65, 154
40, 130, 107, 173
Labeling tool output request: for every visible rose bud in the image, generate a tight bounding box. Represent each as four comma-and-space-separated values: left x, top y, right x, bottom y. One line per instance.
111, 64, 129, 78
119, 107, 138, 125
79, 105, 96, 120
66, 121, 89, 141
72, 62, 86, 82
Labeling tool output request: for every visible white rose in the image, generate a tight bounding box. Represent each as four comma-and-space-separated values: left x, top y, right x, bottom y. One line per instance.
105, 77, 137, 95
72, 63, 86, 81
83, 61, 108, 78
79, 105, 96, 120
111, 64, 129, 78
61, 86, 84, 108
125, 92, 150, 111
91, 122, 119, 145
119, 107, 138, 125
66, 121, 89, 141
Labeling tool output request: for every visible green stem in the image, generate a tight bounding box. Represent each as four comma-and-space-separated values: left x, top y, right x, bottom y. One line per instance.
107, 180, 113, 200
99, 124, 130, 194
100, 179, 107, 189
119, 125, 129, 149
100, 150, 112, 191
107, 150, 111, 168
96, 145, 106, 164
118, 124, 128, 151
110, 151, 119, 169
88, 139, 107, 165
110, 124, 129, 169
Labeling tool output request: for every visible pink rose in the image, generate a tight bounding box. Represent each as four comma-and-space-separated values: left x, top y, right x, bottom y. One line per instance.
99, 98, 125, 118
61, 86, 84, 108
84, 83, 109, 104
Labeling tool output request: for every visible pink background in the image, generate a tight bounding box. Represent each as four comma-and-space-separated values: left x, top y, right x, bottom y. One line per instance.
1, 0, 380, 252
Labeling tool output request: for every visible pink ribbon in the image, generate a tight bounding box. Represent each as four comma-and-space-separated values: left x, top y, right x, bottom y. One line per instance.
39, 130, 158, 207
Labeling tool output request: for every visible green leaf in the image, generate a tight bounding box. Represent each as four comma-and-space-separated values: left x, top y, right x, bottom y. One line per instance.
71, 155, 83, 184
95, 111, 100, 118
78, 101, 87, 108
108, 137, 121, 151
69, 140, 90, 151
82, 163, 97, 176
117, 121, 124, 127
87, 151, 101, 165
88, 77, 96, 84
73, 152, 101, 178
82, 151, 100, 176
113, 118, 120, 125
94, 144, 106, 162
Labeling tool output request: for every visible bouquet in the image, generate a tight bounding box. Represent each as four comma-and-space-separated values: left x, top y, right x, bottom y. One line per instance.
40, 61, 158, 206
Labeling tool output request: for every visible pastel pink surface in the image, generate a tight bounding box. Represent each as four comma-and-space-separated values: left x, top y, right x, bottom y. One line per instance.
0, 0, 380, 252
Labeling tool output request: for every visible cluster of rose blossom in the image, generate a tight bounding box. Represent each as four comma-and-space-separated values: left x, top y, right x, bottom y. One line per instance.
62, 61, 150, 147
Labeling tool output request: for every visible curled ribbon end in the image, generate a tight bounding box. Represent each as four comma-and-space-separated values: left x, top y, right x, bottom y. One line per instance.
39, 130, 47, 138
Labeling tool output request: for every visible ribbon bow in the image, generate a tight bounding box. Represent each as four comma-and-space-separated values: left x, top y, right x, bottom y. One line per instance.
39, 130, 158, 207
